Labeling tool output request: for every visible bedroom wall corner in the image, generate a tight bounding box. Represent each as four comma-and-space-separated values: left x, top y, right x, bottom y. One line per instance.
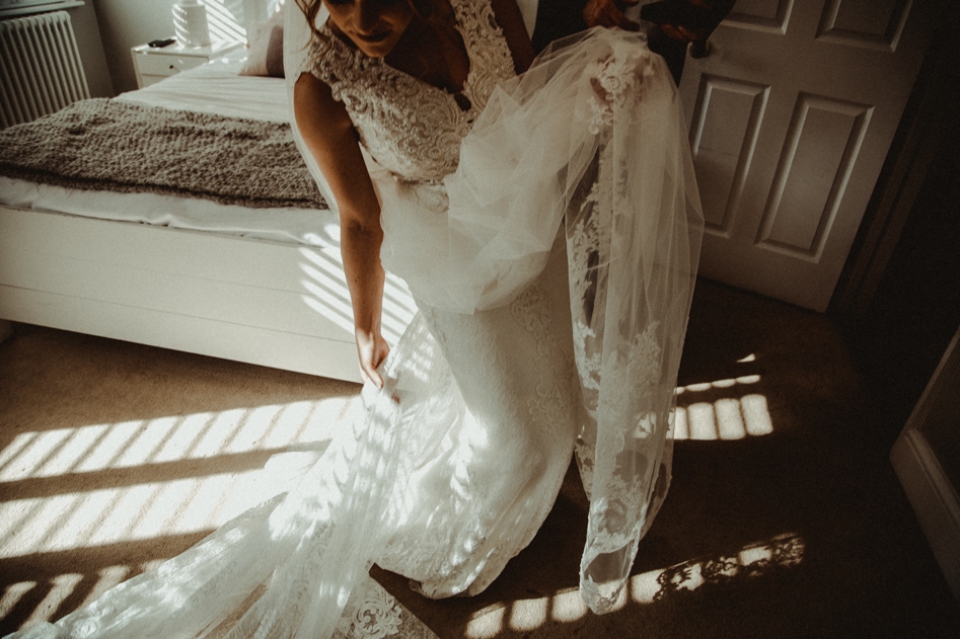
93, 0, 179, 94
70, 1, 114, 97
94, 0, 254, 94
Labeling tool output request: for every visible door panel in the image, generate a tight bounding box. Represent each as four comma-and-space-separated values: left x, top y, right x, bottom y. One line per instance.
727, 0, 792, 32
679, 0, 933, 310
816, 0, 912, 50
756, 93, 872, 259
688, 76, 768, 236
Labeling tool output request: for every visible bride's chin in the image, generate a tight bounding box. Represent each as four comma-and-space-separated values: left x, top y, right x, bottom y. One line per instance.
353, 36, 398, 57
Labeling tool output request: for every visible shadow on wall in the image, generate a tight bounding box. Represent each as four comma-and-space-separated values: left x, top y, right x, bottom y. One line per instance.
92, 0, 252, 94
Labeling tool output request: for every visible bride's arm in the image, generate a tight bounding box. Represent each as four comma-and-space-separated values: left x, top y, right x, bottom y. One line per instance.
491, 0, 535, 73
294, 71, 390, 388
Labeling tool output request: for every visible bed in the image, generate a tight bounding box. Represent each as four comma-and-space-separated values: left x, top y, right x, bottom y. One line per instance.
0, 50, 418, 384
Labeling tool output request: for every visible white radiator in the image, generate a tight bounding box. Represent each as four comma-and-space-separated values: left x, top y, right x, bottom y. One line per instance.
0, 10, 90, 129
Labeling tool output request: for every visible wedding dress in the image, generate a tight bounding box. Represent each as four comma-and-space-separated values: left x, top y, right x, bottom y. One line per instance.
5, 0, 702, 637
295, 0, 581, 600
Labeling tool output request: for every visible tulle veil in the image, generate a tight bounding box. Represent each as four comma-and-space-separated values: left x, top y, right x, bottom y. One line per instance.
283, 0, 704, 615
371, 24, 704, 610
5, 3, 702, 637
343, 10, 704, 612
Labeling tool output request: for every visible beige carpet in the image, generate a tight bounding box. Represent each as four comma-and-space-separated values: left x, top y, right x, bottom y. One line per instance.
1, 280, 958, 638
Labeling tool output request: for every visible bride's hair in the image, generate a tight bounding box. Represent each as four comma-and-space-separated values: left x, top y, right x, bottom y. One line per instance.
296, 0, 438, 40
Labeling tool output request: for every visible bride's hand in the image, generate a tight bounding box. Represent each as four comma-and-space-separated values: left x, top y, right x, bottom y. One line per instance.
356, 329, 390, 389
583, 0, 641, 32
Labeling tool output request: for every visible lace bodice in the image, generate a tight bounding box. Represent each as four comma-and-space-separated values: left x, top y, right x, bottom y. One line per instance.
303, 0, 516, 184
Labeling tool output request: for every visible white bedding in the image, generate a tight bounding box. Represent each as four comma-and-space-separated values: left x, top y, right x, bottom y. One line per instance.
0, 54, 339, 248
123, 53, 290, 122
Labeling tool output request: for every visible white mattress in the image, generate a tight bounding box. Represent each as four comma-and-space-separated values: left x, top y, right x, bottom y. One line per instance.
0, 55, 339, 248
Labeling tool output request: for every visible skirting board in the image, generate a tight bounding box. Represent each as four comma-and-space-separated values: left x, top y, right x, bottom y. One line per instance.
891, 428, 960, 601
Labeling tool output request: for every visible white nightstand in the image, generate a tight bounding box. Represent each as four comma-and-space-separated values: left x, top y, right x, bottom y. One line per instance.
132, 39, 244, 88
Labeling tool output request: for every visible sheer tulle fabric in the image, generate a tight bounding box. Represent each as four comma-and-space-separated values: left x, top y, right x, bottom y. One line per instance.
560, 34, 702, 611
6, 18, 702, 639
6, 316, 451, 639
376, 28, 703, 611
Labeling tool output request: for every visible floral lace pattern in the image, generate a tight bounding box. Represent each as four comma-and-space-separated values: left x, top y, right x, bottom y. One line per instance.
376, 246, 578, 600
339, 581, 402, 639
303, 0, 515, 184
558, 35, 700, 612
584, 52, 657, 134
510, 283, 577, 436
294, 3, 584, 603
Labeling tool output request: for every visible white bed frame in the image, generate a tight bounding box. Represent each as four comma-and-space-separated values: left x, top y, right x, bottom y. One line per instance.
0, 205, 417, 384
0, 1, 428, 382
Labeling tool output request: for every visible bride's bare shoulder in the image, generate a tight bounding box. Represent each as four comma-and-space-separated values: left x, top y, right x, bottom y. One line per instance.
294, 72, 353, 135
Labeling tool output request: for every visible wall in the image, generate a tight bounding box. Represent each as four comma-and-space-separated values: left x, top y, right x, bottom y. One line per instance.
92, 0, 177, 94
870, 2, 960, 481
904, 88, 960, 488
881, 2, 960, 602
68, 1, 114, 97
92, 0, 263, 94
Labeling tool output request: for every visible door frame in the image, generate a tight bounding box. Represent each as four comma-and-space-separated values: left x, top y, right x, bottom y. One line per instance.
890, 324, 960, 601
831, 0, 958, 315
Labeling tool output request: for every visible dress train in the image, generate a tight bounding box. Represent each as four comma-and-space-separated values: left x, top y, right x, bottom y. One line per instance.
6, 22, 702, 639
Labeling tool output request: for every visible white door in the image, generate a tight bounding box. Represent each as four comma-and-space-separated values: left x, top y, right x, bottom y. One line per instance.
678, 0, 934, 310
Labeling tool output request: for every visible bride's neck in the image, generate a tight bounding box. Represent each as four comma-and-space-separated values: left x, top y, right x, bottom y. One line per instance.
386, 14, 469, 95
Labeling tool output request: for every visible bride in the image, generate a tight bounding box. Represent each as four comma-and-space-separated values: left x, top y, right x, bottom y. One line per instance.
6, 0, 702, 637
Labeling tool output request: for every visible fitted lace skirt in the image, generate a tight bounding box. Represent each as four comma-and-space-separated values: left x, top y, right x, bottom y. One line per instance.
377, 234, 580, 598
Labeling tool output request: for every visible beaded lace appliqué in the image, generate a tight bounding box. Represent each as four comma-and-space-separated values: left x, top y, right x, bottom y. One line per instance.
564, 41, 683, 613
304, 0, 515, 185
509, 283, 575, 436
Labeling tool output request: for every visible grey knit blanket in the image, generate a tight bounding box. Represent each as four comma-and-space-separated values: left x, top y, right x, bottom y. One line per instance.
0, 98, 327, 210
